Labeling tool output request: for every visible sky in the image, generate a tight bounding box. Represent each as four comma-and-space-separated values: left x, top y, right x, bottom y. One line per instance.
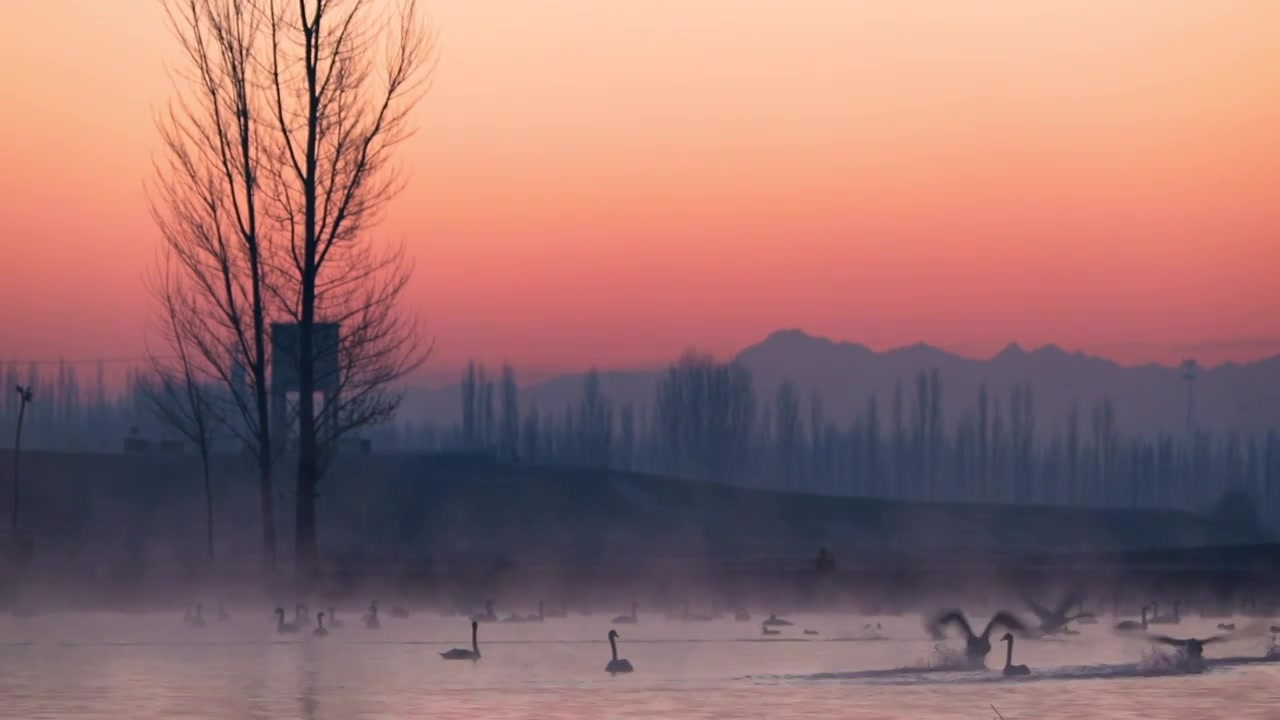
0, 0, 1278, 384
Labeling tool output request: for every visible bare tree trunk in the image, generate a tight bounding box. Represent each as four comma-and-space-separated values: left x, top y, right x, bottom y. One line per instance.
261, 0, 433, 576
200, 443, 215, 566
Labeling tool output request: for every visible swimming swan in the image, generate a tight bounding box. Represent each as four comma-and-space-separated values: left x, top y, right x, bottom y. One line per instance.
762, 613, 793, 627
1001, 632, 1030, 676
1114, 606, 1149, 632
440, 621, 481, 661
611, 602, 638, 625
313, 612, 329, 637
929, 610, 1027, 667
275, 607, 301, 634
605, 629, 634, 673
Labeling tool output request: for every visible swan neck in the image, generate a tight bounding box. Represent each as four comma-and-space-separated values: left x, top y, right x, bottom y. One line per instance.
1004, 636, 1014, 667
472, 624, 479, 652
610, 635, 618, 661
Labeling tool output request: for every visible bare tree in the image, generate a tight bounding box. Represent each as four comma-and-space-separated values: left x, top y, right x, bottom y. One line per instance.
154, 0, 432, 574
500, 363, 520, 461
258, 0, 433, 573
141, 259, 221, 566
152, 0, 279, 570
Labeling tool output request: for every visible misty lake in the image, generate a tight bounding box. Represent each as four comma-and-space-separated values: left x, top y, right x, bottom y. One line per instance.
1, 610, 1277, 719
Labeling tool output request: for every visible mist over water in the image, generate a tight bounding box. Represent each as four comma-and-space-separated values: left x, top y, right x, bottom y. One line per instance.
2, 604, 1277, 719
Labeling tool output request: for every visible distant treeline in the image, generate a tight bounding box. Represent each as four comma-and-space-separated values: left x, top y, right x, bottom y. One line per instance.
4, 355, 1279, 519
398, 353, 1280, 516
0, 360, 153, 453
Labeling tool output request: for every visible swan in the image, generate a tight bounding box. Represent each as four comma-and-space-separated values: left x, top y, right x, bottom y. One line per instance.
1000, 632, 1030, 676
762, 613, 793, 627
803, 629, 819, 635
440, 621, 481, 661
1114, 606, 1148, 631
275, 607, 301, 634
1148, 601, 1181, 625
313, 612, 329, 637
1142, 631, 1232, 673
929, 610, 1027, 667
611, 602, 638, 625
216, 600, 230, 623
184, 603, 206, 627
762, 623, 780, 636
604, 629, 634, 673
1217, 622, 1236, 632
327, 607, 344, 629
363, 601, 381, 629
1023, 592, 1092, 636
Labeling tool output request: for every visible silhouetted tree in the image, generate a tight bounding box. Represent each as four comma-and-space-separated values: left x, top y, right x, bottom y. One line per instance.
775, 381, 802, 487
521, 401, 541, 462
864, 394, 881, 495
656, 351, 756, 482
461, 361, 479, 448
500, 363, 519, 460
140, 259, 221, 566
153, 0, 280, 568
618, 402, 636, 470
577, 369, 612, 466
157, 0, 434, 575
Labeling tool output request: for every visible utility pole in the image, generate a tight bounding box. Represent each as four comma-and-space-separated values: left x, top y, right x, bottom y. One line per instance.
11, 384, 33, 539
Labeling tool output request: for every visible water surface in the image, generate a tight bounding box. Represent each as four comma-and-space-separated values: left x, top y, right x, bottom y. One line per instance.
1, 611, 1276, 718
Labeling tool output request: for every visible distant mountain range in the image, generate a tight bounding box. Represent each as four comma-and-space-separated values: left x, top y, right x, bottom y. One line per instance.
399, 329, 1280, 437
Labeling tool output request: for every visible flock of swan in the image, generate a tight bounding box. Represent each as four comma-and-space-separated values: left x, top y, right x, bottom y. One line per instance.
172, 594, 1280, 679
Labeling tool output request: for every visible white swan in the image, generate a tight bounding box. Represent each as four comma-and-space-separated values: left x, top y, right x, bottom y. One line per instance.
363, 601, 381, 629
440, 621, 481, 661
313, 612, 329, 637
275, 607, 301, 634
929, 610, 1027, 668
611, 602, 638, 625
605, 629, 634, 673
1001, 632, 1030, 676
1114, 606, 1148, 632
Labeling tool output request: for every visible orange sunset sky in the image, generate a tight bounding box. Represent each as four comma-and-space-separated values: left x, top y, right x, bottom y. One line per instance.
1, 0, 1278, 383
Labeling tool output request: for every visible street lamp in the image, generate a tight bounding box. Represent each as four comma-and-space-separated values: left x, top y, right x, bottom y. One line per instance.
12, 384, 33, 539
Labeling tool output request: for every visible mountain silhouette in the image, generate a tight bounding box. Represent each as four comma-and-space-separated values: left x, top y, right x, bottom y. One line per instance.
400, 329, 1280, 438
